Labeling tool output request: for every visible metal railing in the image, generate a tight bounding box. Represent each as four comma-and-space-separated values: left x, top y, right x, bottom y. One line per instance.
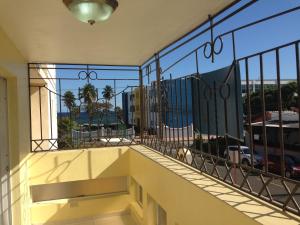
140, 3, 300, 215
28, 64, 141, 151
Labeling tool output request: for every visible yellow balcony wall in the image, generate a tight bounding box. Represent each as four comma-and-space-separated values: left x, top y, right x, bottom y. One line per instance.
28, 147, 130, 185
27, 145, 300, 225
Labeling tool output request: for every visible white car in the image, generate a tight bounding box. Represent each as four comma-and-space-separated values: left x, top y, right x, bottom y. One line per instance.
223, 145, 263, 167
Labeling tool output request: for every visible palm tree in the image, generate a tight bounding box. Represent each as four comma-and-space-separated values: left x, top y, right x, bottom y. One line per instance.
102, 85, 114, 125
80, 84, 97, 136
63, 91, 76, 119
102, 85, 113, 106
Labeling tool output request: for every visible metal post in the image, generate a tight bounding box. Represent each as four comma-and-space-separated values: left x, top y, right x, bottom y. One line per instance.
209, 15, 215, 63
28, 64, 33, 152
155, 54, 163, 140
139, 66, 144, 143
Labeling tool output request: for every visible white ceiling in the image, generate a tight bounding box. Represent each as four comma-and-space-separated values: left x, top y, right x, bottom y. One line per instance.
0, 0, 234, 65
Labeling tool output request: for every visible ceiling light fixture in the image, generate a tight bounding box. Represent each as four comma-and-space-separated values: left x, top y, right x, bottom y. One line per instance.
63, 0, 118, 25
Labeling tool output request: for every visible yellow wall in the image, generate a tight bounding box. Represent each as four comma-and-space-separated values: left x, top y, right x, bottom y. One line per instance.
28, 146, 265, 225
31, 194, 132, 224
129, 149, 260, 225
28, 147, 132, 224
28, 147, 130, 185
0, 27, 31, 225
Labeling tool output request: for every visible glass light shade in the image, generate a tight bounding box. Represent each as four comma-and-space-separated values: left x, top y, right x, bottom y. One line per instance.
63, 0, 118, 25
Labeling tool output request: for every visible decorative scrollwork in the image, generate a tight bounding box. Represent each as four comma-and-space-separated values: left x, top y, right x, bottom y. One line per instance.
203, 35, 224, 60
78, 70, 98, 80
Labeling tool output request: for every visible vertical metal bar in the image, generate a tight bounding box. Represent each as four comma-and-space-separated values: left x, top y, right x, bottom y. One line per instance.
49, 90, 53, 139
295, 43, 300, 148
209, 15, 214, 63
162, 79, 168, 151
195, 50, 200, 74
174, 79, 180, 148
233, 65, 242, 166
180, 79, 185, 147
191, 77, 196, 152
114, 79, 117, 130
232, 32, 237, 61
197, 73, 203, 154
197, 77, 203, 154
213, 81, 219, 158
150, 82, 155, 147
27, 64, 33, 152
139, 67, 144, 143
275, 49, 285, 177
245, 58, 254, 168
144, 86, 148, 144
170, 75, 176, 147
185, 77, 190, 148
206, 88, 211, 155
224, 95, 229, 161
131, 86, 134, 140
59, 79, 62, 119
153, 81, 159, 149
259, 54, 268, 174
168, 75, 172, 148
155, 54, 163, 140
38, 87, 43, 140
232, 32, 241, 166
147, 86, 151, 145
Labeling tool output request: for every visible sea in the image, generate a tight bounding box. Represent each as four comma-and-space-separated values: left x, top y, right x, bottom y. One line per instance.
58, 111, 119, 125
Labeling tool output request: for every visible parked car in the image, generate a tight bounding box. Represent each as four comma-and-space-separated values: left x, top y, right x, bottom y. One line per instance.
265, 154, 300, 178
223, 145, 263, 167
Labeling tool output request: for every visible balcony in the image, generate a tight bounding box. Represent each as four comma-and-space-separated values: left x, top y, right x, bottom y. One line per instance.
1, 1, 300, 225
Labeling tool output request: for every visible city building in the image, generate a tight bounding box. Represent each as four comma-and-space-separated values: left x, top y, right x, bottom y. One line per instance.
122, 89, 138, 126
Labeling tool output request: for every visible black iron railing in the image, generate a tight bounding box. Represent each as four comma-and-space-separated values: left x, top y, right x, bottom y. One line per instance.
140, 3, 300, 215
28, 64, 141, 151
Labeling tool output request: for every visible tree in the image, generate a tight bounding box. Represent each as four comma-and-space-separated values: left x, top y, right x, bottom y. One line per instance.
63, 91, 76, 119
79, 84, 97, 136
102, 85, 114, 125
243, 82, 298, 117
57, 117, 77, 149
102, 85, 114, 103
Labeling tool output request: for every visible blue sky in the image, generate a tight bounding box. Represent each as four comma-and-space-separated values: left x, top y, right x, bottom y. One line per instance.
57, 0, 300, 111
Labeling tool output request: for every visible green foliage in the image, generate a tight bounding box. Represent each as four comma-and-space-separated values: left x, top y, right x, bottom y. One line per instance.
243, 82, 298, 116
63, 90, 77, 120
102, 85, 114, 101
57, 117, 77, 149
63, 91, 76, 110
79, 83, 98, 123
